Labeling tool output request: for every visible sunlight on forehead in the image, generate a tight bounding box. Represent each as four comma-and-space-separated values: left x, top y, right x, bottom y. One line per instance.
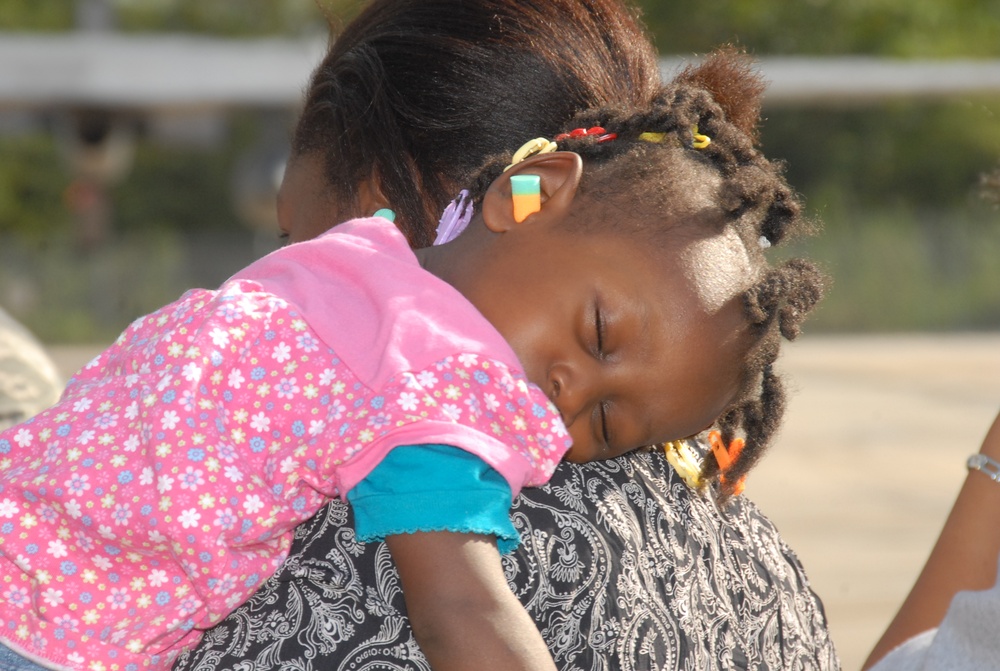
680, 228, 754, 314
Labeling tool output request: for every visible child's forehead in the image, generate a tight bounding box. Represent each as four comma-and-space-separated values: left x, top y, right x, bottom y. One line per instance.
676, 228, 755, 315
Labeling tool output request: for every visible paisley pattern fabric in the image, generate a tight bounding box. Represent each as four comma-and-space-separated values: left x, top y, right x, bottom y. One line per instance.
174, 447, 841, 671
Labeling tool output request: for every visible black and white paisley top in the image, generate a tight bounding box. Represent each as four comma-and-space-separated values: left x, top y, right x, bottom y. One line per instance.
173, 447, 840, 671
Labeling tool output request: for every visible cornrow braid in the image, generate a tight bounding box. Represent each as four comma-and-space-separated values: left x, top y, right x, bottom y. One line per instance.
468, 48, 825, 503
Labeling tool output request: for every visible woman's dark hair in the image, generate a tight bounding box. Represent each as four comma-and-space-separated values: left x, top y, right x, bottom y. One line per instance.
468, 48, 825, 501
292, 0, 661, 247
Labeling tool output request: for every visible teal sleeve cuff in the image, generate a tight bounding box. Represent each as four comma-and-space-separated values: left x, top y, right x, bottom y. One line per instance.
346, 444, 520, 554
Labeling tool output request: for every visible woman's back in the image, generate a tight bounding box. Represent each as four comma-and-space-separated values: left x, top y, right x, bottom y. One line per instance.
175, 449, 837, 670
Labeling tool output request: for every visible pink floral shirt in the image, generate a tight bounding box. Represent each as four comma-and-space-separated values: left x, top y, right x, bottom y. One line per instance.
0, 217, 570, 670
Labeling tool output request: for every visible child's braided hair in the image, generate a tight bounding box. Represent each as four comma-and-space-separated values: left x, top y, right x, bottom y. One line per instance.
468, 47, 825, 501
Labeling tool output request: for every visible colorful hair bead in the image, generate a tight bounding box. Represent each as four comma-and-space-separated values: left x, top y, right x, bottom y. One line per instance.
373, 208, 396, 223
555, 126, 616, 143
509, 174, 541, 223
664, 440, 704, 490
433, 190, 473, 245
638, 132, 666, 143
505, 137, 558, 171
708, 430, 746, 495
691, 126, 711, 149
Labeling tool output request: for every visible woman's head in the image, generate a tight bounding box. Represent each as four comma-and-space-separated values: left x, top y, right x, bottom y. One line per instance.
278, 0, 661, 246
422, 49, 825, 499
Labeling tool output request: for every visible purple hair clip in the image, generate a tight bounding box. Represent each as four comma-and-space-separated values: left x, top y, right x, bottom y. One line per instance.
433, 190, 473, 245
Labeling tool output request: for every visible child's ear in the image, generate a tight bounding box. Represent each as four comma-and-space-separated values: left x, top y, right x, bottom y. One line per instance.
481, 152, 583, 233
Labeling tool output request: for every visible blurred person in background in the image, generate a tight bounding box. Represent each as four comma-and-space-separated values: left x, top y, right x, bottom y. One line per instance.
0, 307, 61, 431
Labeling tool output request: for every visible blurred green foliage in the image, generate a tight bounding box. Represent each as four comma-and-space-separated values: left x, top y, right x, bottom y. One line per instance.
639, 0, 1000, 57
0, 0, 998, 340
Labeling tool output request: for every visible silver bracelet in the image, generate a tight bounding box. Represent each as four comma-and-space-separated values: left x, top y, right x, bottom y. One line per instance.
967, 454, 1000, 482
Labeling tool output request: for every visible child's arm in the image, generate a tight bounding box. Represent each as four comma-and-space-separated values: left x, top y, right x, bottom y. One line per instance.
863, 411, 1000, 669
386, 530, 558, 671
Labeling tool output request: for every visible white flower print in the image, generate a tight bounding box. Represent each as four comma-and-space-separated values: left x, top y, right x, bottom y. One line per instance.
458, 353, 479, 367
319, 368, 337, 386
0, 499, 20, 518
123, 434, 140, 452
13, 428, 32, 447
228, 369, 245, 390
308, 420, 325, 436
272, 342, 292, 363
72, 397, 93, 413
224, 466, 243, 482
157, 474, 175, 494
209, 327, 230, 347
484, 393, 500, 412
161, 410, 180, 431
249, 412, 271, 433
75, 429, 95, 445
442, 404, 462, 421
47, 539, 68, 559
396, 392, 419, 412
139, 467, 154, 486
179, 508, 201, 529
156, 373, 174, 392
182, 362, 202, 382
124, 401, 139, 420
416, 370, 438, 387
243, 495, 264, 514
65, 500, 83, 519
148, 569, 169, 587
42, 588, 65, 608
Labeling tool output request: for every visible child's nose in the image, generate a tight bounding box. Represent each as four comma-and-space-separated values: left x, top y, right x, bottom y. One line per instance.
548, 362, 598, 428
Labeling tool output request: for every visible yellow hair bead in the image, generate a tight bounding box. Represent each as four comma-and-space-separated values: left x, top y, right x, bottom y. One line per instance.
638, 132, 666, 143
691, 126, 711, 149
505, 137, 558, 171
664, 440, 703, 490
639, 128, 710, 149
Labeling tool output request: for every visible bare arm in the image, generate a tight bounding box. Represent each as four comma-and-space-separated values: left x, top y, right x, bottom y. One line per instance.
863, 411, 1000, 669
386, 530, 558, 671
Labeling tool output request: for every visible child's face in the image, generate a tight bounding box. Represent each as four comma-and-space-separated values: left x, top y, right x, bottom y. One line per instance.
453, 222, 752, 463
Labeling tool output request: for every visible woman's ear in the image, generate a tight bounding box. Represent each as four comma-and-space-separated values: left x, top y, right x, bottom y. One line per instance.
481, 152, 583, 234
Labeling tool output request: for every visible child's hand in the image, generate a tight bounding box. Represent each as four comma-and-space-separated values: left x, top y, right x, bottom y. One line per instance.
386, 531, 558, 671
